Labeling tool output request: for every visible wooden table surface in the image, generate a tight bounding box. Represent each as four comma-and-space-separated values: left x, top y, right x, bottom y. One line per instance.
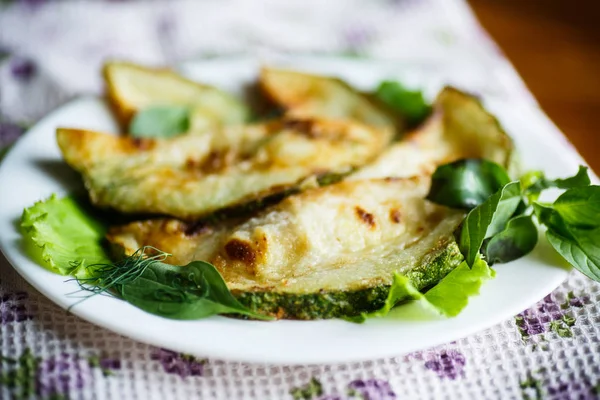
469, 0, 600, 172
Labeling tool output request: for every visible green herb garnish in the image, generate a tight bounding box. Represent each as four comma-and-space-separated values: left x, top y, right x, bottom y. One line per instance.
74, 247, 273, 320
459, 181, 522, 266
533, 186, 600, 281
20, 195, 272, 321
427, 159, 510, 210
129, 105, 190, 138
20, 195, 110, 278
523, 165, 590, 202
428, 159, 600, 282
482, 215, 538, 266
374, 81, 431, 127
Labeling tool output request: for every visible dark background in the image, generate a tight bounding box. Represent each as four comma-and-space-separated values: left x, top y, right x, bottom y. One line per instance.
469, 0, 600, 171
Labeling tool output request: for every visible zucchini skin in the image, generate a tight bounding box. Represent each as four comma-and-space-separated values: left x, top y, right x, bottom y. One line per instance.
234, 241, 463, 320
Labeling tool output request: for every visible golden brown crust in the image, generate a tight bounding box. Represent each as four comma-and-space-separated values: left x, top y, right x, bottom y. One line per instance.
259, 67, 399, 131
57, 113, 392, 219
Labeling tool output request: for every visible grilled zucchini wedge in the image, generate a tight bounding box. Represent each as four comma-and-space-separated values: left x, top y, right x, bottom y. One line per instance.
57, 117, 392, 220
353, 86, 515, 180
107, 177, 465, 319
260, 68, 400, 132
104, 62, 249, 132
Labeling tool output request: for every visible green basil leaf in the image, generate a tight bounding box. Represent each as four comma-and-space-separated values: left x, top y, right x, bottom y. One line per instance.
459, 181, 522, 266
129, 105, 190, 138
533, 202, 560, 229
427, 159, 511, 210
374, 81, 431, 126
546, 228, 600, 282
553, 166, 591, 189
534, 186, 600, 282
483, 215, 538, 265
551, 186, 600, 228
523, 166, 591, 202
121, 260, 273, 320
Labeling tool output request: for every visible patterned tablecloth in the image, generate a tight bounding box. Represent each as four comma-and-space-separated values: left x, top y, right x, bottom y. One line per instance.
1, 1, 599, 399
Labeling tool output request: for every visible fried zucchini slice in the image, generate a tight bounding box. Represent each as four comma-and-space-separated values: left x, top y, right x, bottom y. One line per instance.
103, 62, 249, 132
107, 177, 465, 319
352, 86, 515, 180
57, 117, 392, 220
260, 68, 399, 131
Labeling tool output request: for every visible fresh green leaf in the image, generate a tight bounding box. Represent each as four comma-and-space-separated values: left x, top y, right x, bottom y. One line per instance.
553, 166, 591, 189
423, 256, 495, 316
483, 215, 538, 265
519, 170, 545, 193
129, 105, 190, 138
532, 202, 566, 235
546, 228, 600, 282
551, 185, 600, 227
350, 257, 493, 322
427, 159, 511, 210
459, 182, 522, 266
76, 248, 273, 321
20, 195, 110, 277
121, 260, 272, 320
374, 81, 431, 126
534, 186, 600, 282
523, 166, 591, 202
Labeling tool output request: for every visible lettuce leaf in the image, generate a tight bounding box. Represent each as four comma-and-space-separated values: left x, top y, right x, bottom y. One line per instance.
20, 194, 110, 278
423, 257, 495, 316
350, 257, 494, 322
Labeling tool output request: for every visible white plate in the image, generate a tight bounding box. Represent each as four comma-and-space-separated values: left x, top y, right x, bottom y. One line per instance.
0, 56, 587, 365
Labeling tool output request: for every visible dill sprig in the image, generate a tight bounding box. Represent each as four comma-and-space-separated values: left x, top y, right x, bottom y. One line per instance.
66, 246, 170, 310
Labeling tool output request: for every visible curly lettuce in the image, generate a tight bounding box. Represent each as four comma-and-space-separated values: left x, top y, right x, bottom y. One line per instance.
20, 195, 110, 278
349, 256, 494, 322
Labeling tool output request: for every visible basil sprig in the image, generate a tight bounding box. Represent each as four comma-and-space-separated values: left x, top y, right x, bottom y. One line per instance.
129, 105, 190, 138
76, 247, 273, 321
522, 165, 590, 202
427, 159, 600, 281
458, 181, 522, 266
533, 187, 600, 281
